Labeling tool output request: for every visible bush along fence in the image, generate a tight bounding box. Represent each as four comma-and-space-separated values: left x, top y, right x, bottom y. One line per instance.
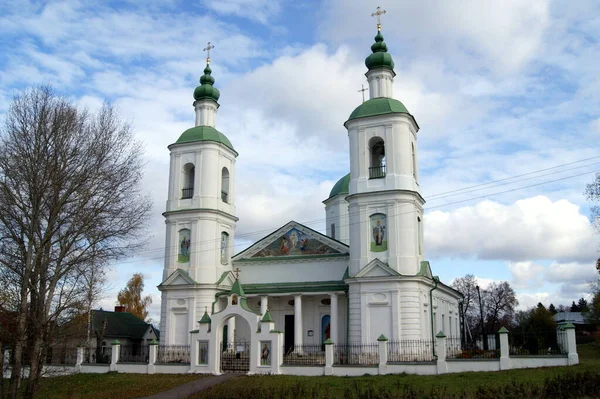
1, 324, 580, 377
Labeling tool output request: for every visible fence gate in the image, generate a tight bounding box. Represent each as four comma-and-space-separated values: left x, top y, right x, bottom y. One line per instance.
220, 341, 250, 373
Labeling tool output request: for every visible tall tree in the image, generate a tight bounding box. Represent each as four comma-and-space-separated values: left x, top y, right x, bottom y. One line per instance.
482, 281, 518, 333
117, 273, 152, 321
451, 274, 478, 340
548, 303, 558, 315
0, 86, 151, 399
577, 298, 590, 313
585, 173, 600, 274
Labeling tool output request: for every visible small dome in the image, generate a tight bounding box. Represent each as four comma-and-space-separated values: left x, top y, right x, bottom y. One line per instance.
328, 173, 350, 199
193, 64, 220, 102
365, 31, 395, 71
174, 126, 236, 155
346, 97, 410, 123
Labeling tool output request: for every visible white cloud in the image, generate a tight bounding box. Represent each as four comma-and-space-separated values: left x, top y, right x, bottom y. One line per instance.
426, 196, 596, 262
202, 0, 281, 25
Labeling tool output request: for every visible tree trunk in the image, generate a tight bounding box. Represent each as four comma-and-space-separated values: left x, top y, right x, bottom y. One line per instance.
24, 335, 43, 399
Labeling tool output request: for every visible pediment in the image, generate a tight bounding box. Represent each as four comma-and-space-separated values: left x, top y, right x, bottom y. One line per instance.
215, 271, 236, 288
161, 269, 196, 286
354, 259, 400, 278
233, 221, 349, 261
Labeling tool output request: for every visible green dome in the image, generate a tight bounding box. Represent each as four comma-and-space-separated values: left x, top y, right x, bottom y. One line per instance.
346, 97, 409, 122
175, 126, 236, 154
328, 173, 350, 199
194, 64, 220, 102
365, 31, 395, 71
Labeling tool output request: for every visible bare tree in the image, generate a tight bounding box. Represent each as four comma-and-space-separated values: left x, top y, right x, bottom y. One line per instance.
451, 274, 478, 341
0, 86, 152, 399
482, 281, 518, 333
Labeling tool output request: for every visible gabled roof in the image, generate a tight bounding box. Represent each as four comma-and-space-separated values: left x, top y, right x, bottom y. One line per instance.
233, 220, 349, 262
91, 310, 153, 341
159, 268, 196, 287
353, 258, 400, 278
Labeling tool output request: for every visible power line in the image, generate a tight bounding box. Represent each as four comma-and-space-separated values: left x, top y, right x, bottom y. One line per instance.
114, 167, 599, 266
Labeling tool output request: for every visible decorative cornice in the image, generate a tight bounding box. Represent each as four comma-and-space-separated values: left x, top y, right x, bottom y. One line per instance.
163, 207, 239, 221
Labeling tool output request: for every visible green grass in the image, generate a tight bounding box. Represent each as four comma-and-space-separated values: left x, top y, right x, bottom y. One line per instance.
2, 373, 204, 399
194, 343, 600, 399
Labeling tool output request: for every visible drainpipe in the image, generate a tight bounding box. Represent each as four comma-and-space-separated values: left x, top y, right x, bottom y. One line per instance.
429, 277, 439, 358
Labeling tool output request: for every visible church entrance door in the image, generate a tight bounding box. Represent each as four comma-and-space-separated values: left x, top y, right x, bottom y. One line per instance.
284, 315, 295, 354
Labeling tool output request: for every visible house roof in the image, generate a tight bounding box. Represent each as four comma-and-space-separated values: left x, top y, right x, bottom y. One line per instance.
91, 310, 153, 340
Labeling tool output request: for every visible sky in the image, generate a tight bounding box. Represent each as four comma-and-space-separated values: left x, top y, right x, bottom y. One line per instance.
1, 0, 599, 323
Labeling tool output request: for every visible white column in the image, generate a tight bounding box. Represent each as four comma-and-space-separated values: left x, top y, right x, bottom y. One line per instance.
330, 293, 338, 344
227, 317, 235, 351
294, 295, 303, 348
260, 295, 268, 316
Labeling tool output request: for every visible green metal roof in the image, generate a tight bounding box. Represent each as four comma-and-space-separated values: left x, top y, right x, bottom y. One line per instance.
193, 64, 221, 102
261, 311, 274, 323
175, 126, 236, 153
328, 173, 350, 199
365, 31, 395, 71
347, 97, 410, 122
230, 279, 245, 296
199, 311, 211, 324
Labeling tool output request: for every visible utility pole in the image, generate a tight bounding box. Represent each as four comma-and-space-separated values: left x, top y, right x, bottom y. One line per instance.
476, 285, 488, 350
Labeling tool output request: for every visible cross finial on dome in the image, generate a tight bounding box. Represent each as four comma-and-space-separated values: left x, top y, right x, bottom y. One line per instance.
203, 41, 215, 64
371, 6, 386, 32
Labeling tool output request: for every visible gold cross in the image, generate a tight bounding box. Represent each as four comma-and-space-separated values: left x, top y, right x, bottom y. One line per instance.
358, 84, 368, 103
203, 41, 215, 64
233, 267, 241, 279
371, 6, 387, 31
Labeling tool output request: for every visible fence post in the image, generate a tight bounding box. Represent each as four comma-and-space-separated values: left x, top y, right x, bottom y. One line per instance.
563, 323, 579, 365
377, 334, 388, 375
148, 339, 158, 374
324, 338, 334, 376
75, 346, 84, 372
435, 332, 447, 374
110, 340, 120, 372
498, 327, 510, 370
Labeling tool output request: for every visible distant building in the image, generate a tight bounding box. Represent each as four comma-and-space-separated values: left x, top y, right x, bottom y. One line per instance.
554, 312, 599, 341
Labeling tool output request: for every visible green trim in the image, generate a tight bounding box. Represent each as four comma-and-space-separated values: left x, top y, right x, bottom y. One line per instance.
563, 322, 576, 330
199, 311, 212, 324
324, 338, 334, 345
241, 281, 347, 295
111, 340, 121, 345
235, 253, 348, 263
377, 334, 388, 342
436, 331, 446, 338
261, 311, 274, 323
417, 261, 431, 277
370, 241, 388, 252
149, 339, 159, 345
343, 267, 350, 280
216, 271, 231, 286
429, 278, 438, 358
498, 327, 509, 334
240, 297, 253, 313
230, 279, 245, 296
189, 330, 200, 334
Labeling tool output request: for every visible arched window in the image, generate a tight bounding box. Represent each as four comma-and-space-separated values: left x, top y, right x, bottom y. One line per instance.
370, 213, 387, 252
182, 163, 195, 199
412, 142, 417, 180
220, 232, 229, 265
221, 167, 230, 203
178, 229, 191, 263
368, 137, 386, 179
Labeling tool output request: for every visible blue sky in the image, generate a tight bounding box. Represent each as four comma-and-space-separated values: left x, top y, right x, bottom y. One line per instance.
1, 0, 599, 321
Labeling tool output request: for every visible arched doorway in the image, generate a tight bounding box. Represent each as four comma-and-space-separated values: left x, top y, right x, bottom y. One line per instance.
219, 315, 251, 373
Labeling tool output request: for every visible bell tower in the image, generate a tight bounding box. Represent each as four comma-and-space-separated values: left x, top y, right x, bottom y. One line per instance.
160, 45, 238, 344
344, 20, 424, 277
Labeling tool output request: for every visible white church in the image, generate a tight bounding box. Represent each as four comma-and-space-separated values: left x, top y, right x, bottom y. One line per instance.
158, 19, 462, 364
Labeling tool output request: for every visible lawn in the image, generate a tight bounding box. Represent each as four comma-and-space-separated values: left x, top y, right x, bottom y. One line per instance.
2, 373, 203, 399
194, 343, 600, 399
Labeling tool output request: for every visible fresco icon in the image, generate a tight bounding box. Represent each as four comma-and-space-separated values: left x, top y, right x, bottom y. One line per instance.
178, 229, 191, 262
252, 227, 341, 258
370, 214, 387, 252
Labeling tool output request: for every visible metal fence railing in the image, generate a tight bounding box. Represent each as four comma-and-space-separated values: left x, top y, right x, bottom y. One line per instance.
334, 343, 379, 365
509, 331, 566, 356
45, 346, 78, 365
446, 336, 500, 359
118, 345, 149, 363
156, 345, 190, 364
282, 345, 326, 365
388, 339, 435, 362
83, 346, 111, 364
